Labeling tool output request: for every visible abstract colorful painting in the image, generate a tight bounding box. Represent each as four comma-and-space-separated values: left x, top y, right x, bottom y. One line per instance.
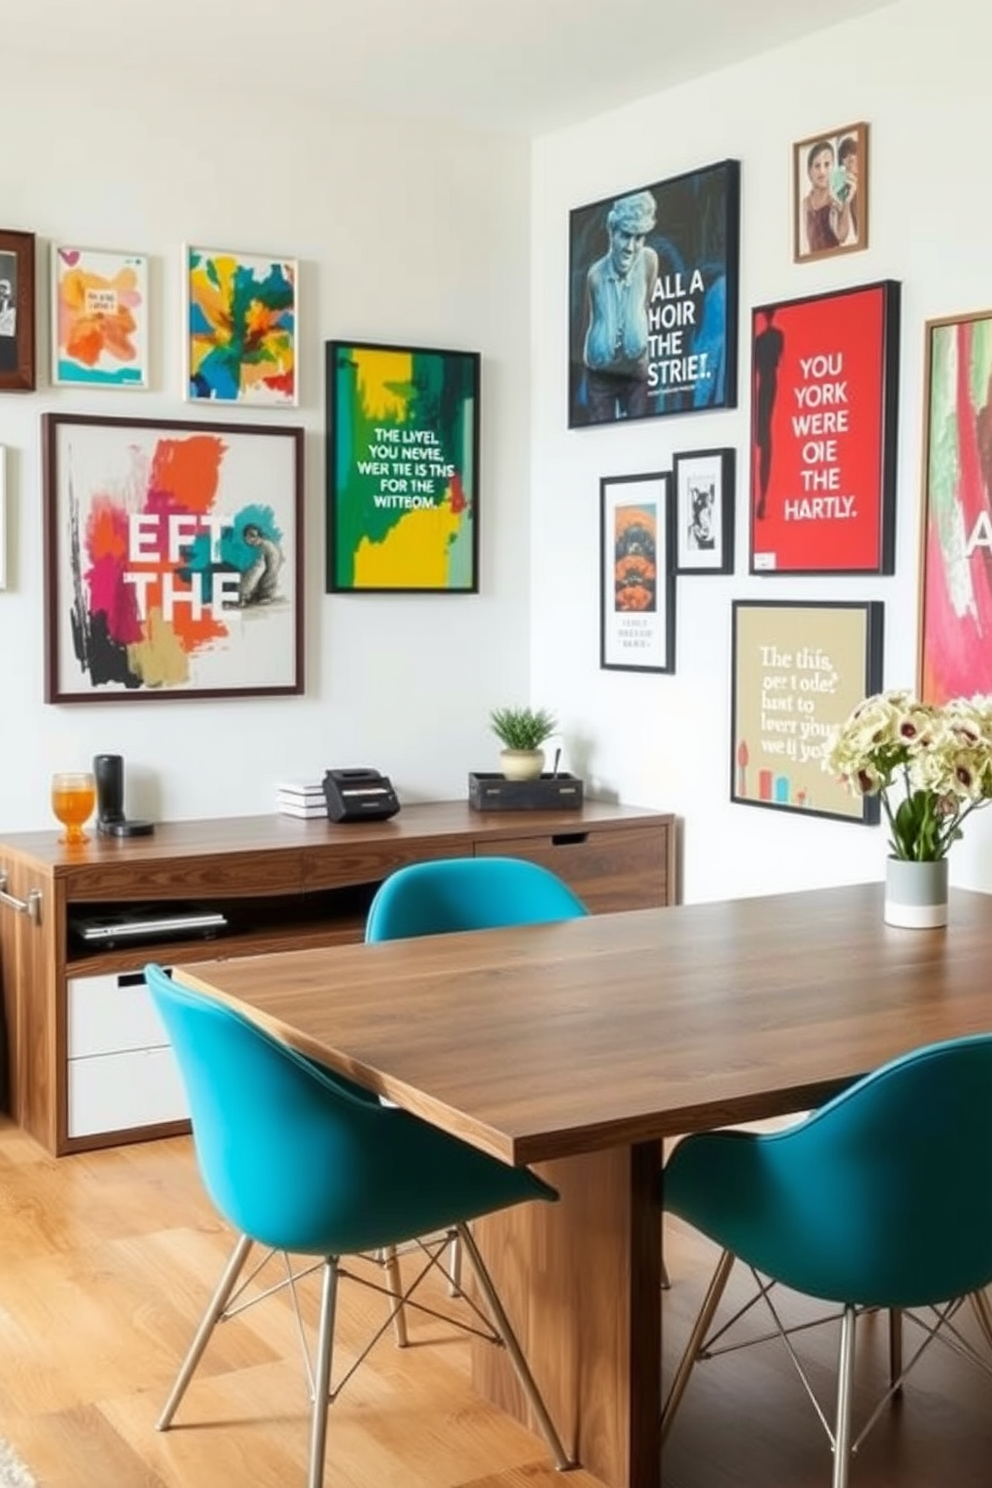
326, 341, 479, 592
599, 471, 675, 673
731, 600, 884, 823
186, 247, 297, 405
919, 309, 992, 706
52, 247, 149, 388
42, 414, 303, 703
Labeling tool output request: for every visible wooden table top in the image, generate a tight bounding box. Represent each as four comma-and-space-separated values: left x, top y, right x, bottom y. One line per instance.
172, 883, 992, 1165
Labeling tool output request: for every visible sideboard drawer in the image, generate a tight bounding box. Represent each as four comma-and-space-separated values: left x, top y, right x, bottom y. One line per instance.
68, 971, 170, 1058
67, 1046, 187, 1138
474, 824, 671, 913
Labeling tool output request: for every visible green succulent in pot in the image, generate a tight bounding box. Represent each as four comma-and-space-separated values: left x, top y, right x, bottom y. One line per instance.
490, 706, 558, 782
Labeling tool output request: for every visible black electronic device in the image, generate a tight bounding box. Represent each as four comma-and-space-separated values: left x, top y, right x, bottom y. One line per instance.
93, 753, 155, 837
322, 768, 401, 824
69, 902, 228, 950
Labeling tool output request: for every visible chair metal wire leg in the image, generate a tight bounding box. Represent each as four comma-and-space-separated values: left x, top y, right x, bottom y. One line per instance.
831, 1305, 857, 1488
157, 1231, 255, 1430
662, 1247, 735, 1441
447, 1232, 463, 1296
969, 1288, 992, 1352
307, 1258, 339, 1488
379, 1246, 408, 1347
456, 1222, 573, 1470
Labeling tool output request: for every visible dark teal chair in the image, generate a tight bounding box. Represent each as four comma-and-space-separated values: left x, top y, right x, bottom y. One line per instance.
364, 854, 589, 942
144, 963, 572, 1488
661, 1034, 992, 1487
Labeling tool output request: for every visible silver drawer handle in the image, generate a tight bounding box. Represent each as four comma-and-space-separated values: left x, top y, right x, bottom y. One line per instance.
0, 872, 42, 925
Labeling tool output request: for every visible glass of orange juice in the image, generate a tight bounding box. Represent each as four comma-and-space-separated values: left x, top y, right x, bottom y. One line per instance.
51, 771, 96, 846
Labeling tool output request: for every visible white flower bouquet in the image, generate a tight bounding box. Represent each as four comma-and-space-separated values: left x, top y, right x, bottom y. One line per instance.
823, 689, 992, 861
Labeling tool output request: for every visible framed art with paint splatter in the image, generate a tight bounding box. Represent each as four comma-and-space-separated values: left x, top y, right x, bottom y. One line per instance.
185, 246, 298, 406
326, 340, 480, 592
52, 245, 150, 388
42, 414, 304, 703
918, 308, 992, 706
730, 599, 883, 823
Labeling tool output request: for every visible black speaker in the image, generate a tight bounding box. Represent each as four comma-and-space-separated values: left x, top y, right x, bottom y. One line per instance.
93, 753, 125, 828
92, 755, 155, 836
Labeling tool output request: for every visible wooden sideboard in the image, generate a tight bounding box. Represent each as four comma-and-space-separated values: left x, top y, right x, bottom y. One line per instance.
0, 800, 675, 1156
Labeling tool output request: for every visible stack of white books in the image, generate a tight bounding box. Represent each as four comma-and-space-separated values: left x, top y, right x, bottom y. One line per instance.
276, 781, 327, 819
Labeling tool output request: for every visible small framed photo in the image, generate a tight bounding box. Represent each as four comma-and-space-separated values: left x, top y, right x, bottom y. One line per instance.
42, 414, 304, 703
731, 599, 884, 824
52, 246, 150, 388
185, 246, 298, 405
0, 230, 36, 392
326, 340, 480, 593
674, 447, 735, 574
793, 122, 868, 262
600, 471, 675, 674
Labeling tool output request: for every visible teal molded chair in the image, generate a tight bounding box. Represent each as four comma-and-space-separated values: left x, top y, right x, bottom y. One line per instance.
364, 854, 590, 943
661, 1034, 992, 1488
144, 963, 573, 1488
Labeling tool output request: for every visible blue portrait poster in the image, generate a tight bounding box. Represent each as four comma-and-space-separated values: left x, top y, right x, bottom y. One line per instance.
568, 159, 740, 428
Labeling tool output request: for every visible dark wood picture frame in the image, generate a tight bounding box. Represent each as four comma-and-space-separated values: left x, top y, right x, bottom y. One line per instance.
600, 470, 676, 674
0, 229, 36, 392
326, 339, 480, 593
793, 121, 868, 262
42, 413, 304, 703
674, 447, 735, 575
749, 280, 900, 577
731, 599, 884, 824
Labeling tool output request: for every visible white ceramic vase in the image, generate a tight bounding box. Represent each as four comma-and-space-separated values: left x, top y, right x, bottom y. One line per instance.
883, 856, 949, 929
499, 748, 545, 782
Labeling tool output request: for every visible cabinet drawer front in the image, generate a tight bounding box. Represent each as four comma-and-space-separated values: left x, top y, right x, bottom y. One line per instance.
68, 1046, 187, 1138
475, 825, 670, 913
68, 971, 170, 1058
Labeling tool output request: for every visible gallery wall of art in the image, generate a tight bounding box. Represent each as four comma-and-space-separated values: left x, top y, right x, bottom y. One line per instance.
0, 64, 533, 830
529, 0, 992, 902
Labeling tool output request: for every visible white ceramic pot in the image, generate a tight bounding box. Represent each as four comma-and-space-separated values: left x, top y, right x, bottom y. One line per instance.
884, 856, 949, 929
499, 748, 545, 782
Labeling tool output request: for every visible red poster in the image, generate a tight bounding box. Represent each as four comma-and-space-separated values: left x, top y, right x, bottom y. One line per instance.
749, 281, 900, 575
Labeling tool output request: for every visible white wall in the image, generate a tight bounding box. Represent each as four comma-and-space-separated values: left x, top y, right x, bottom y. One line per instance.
0, 66, 532, 829
530, 0, 992, 902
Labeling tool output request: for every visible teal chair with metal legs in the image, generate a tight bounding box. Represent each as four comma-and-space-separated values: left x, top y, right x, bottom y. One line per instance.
661, 1034, 992, 1487
144, 963, 573, 1488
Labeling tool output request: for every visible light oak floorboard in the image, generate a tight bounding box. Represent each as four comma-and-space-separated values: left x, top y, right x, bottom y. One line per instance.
0, 1119, 990, 1487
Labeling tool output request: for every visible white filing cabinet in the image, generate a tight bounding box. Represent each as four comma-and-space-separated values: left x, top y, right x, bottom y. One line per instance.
66, 969, 188, 1138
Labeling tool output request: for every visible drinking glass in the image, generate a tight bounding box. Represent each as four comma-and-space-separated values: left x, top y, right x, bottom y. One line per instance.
51, 771, 96, 846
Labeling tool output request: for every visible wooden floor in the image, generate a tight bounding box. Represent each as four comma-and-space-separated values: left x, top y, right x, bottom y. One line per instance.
0, 1119, 990, 1487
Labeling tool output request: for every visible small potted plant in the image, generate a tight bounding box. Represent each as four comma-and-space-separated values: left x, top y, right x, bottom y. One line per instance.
489, 705, 558, 781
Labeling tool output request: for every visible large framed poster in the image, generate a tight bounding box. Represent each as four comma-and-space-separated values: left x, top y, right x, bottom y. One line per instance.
326, 340, 480, 593
42, 414, 304, 703
749, 280, 900, 575
600, 471, 675, 673
918, 308, 992, 705
731, 600, 884, 823
568, 159, 740, 428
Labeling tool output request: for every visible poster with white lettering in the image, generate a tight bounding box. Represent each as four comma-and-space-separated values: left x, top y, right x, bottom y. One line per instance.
42, 414, 303, 702
749, 281, 900, 575
568, 161, 740, 428
731, 600, 884, 823
919, 308, 992, 705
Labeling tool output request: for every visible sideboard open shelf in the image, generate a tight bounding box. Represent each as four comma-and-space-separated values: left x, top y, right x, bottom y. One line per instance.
0, 800, 676, 1156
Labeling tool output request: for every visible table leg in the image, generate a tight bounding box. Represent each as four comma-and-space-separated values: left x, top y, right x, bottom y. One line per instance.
472, 1139, 663, 1488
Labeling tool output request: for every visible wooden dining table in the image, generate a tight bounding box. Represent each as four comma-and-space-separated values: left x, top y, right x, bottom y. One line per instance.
171, 882, 992, 1488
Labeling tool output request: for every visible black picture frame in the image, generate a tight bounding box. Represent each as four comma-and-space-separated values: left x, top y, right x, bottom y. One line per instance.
730, 599, 884, 824
326, 339, 480, 593
600, 471, 675, 674
674, 447, 735, 575
568, 159, 740, 428
0, 229, 36, 393
749, 280, 900, 576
